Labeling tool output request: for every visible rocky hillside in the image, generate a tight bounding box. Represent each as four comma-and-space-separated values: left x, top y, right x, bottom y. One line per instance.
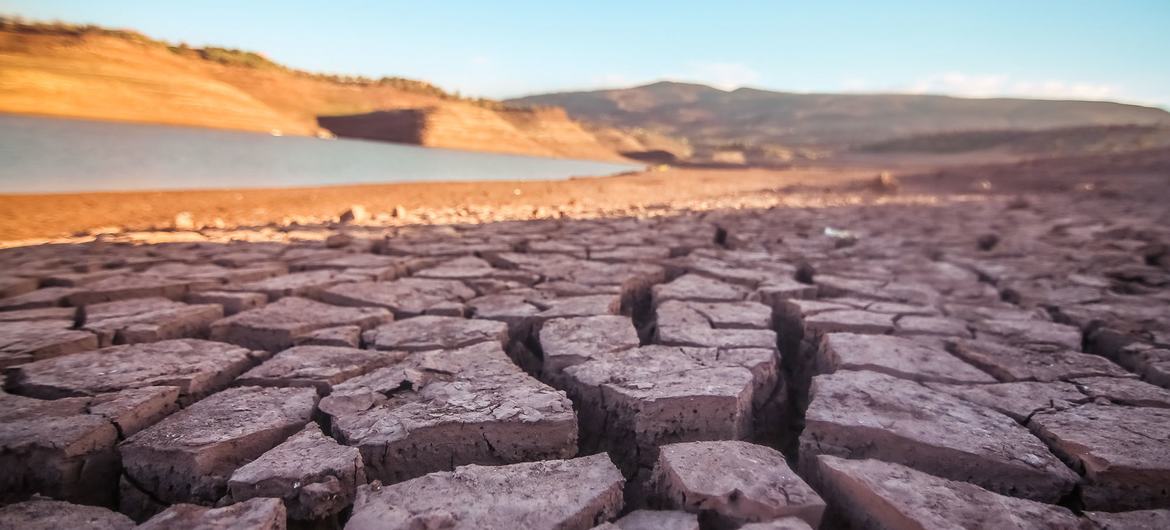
856, 124, 1170, 157
510, 81, 1170, 162
0, 20, 627, 161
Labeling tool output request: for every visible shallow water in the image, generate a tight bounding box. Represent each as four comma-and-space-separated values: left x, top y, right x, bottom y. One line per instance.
0, 114, 639, 193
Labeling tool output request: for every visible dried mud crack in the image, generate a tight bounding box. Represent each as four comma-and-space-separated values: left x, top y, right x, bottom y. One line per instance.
2, 183, 1170, 529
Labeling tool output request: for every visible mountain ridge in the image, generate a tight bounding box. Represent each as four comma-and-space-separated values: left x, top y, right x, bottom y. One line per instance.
508, 81, 1170, 162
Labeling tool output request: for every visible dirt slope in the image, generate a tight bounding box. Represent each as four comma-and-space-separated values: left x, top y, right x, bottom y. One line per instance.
0, 23, 625, 161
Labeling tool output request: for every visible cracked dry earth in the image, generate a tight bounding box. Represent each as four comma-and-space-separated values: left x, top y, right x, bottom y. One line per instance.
2, 189, 1170, 530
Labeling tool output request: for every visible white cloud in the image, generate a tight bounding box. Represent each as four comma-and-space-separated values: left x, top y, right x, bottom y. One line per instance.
903, 72, 1120, 101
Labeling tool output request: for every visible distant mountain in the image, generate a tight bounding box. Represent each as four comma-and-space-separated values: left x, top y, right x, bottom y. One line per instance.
508, 81, 1170, 161
0, 19, 633, 161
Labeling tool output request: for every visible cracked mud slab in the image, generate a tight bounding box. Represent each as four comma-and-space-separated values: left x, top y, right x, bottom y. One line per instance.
800, 370, 1077, 502
816, 456, 1084, 529
227, 423, 364, 520
6, 338, 261, 404
650, 440, 825, 528
1029, 403, 1170, 511
321, 341, 577, 483
210, 296, 391, 352
119, 386, 318, 515
346, 453, 624, 530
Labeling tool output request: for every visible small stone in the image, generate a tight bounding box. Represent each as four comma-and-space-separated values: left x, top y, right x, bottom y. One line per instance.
976, 233, 1000, 251
340, 205, 370, 224
173, 211, 195, 231
325, 232, 354, 248
651, 441, 825, 528
346, 454, 624, 530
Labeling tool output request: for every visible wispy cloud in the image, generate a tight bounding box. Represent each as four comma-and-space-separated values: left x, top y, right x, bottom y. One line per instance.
902, 72, 1120, 101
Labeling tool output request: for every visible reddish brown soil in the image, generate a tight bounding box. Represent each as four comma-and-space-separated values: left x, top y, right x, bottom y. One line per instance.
0, 166, 877, 243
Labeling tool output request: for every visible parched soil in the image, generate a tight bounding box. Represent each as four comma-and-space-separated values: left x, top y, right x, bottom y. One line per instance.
2, 156, 1169, 528
0, 166, 877, 244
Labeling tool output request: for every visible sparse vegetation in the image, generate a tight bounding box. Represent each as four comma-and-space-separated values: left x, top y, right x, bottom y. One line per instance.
855, 124, 1170, 156
0, 15, 509, 108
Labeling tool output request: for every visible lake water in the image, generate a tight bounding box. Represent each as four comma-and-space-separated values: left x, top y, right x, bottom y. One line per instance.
0, 114, 641, 194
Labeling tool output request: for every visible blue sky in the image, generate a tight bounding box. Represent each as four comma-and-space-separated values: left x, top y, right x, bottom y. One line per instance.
4, 0, 1168, 107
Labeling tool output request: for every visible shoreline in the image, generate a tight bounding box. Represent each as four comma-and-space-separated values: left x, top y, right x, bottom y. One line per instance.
0, 166, 881, 246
